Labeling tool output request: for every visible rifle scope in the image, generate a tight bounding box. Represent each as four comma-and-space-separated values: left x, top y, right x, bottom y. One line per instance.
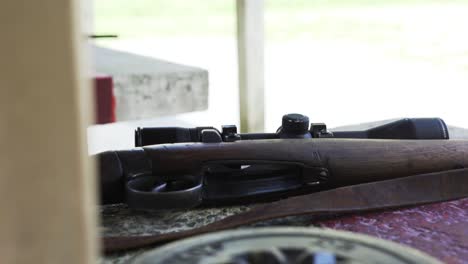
135, 114, 449, 147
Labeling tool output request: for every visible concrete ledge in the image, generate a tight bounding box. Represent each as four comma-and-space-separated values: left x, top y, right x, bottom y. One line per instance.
93, 45, 208, 121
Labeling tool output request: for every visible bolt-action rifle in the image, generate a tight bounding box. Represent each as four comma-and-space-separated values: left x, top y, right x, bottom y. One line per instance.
97, 114, 467, 210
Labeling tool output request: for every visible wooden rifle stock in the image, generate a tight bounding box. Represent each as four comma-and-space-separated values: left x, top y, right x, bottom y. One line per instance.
99, 139, 468, 208
146, 139, 467, 184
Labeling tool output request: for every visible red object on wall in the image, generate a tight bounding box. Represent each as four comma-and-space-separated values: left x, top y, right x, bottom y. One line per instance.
94, 75, 116, 124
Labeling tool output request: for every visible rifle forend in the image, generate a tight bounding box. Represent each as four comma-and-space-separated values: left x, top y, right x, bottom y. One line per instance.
98, 139, 468, 210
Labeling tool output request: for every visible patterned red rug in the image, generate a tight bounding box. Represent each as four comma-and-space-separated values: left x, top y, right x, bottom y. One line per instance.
317, 198, 468, 263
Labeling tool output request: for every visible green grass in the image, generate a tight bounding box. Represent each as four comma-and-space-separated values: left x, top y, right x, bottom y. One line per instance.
94, 0, 468, 39
94, 0, 236, 38
93, 0, 468, 68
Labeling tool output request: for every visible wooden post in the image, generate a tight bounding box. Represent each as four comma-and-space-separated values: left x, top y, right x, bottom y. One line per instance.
0, 0, 98, 263
237, 0, 265, 132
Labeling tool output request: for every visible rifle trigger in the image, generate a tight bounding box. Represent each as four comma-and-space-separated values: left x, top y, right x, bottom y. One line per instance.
302, 167, 329, 186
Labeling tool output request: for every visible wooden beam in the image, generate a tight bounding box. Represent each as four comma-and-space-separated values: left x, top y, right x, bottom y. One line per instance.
236, 0, 265, 132
0, 0, 98, 263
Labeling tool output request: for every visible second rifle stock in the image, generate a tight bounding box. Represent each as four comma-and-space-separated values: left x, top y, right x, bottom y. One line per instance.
99, 139, 468, 209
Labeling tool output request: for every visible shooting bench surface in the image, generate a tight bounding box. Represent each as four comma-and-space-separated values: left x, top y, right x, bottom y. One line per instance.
100, 198, 468, 263
100, 125, 468, 264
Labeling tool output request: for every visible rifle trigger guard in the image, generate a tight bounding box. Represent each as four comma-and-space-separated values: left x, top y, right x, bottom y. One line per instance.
125, 174, 203, 210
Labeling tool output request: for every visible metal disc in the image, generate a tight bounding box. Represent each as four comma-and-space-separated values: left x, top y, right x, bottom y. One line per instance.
131, 227, 441, 264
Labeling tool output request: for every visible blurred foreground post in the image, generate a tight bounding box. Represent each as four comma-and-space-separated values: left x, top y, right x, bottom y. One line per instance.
237, 0, 265, 132
0, 0, 98, 263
